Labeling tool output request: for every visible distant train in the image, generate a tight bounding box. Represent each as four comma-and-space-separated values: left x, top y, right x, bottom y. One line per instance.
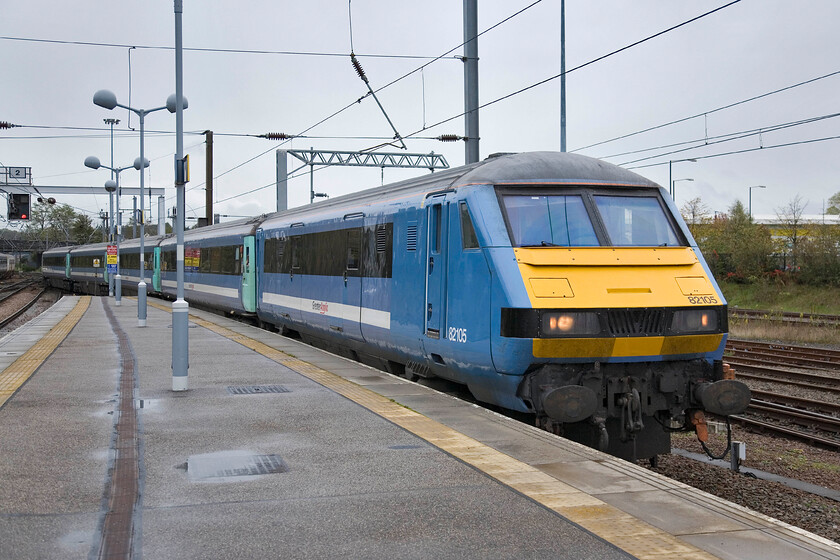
42, 151, 750, 461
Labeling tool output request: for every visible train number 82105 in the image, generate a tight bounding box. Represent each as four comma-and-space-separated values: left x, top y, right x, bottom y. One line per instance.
687, 295, 718, 305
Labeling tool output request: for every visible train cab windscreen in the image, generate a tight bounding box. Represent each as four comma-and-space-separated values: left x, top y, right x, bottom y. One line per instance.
501, 192, 682, 248
593, 195, 681, 247
501, 195, 599, 247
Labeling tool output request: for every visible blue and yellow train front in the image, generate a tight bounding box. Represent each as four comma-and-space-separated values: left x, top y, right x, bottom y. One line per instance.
486, 187, 750, 460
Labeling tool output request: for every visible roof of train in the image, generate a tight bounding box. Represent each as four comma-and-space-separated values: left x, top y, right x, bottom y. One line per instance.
259, 151, 658, 228
42, 152, 660, 255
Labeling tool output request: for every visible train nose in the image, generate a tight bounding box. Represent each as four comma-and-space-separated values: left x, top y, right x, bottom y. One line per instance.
693, 379, 751, 416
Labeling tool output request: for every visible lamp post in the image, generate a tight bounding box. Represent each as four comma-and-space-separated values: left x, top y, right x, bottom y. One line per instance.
84, 156, 148, 307
104, 118, 119, 295
672, 178, 694, 206
749, 185, 766, 218
93, 89, 186, 327
668, 158, 697, 198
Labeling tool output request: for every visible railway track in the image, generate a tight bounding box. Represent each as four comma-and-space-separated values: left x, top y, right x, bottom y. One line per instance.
0, 283, 48, 330
724, 337, 840, 450
729, 308, 840, 326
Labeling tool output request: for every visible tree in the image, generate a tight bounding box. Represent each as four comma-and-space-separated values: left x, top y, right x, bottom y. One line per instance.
680, 197, 711, 226
699, 200, 774, 281
827, 191, 840, 215
71, 214, 97, 244
775, 195, 807, 270
798, 222, 840, 285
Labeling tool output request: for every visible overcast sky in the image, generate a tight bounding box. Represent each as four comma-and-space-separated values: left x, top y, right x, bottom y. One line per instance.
2, 0, 839, 230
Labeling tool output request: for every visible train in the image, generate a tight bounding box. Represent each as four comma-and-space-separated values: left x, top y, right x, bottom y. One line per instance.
42, 151, 750, 461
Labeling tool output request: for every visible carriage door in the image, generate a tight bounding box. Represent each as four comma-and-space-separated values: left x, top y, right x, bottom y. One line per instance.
425, 200, 449, 338
341, 223, 364, 341
240, 236, 256, 313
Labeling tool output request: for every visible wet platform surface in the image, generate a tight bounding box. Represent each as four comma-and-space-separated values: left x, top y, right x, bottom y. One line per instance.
1, 295, 838, 559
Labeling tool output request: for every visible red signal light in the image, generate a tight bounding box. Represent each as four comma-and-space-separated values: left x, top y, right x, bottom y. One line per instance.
21, 214, 27, 219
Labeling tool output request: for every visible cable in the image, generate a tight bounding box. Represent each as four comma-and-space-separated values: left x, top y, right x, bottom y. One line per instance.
611, 111, 840, 165
575, 68, 840, 153
626, 134, 840, 170
0, 35, 441, 61
401, 0, 743, 140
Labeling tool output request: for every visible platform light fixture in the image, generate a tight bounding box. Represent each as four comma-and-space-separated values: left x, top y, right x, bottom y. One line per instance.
93, 89, 187, 327
84, 155, 149, 307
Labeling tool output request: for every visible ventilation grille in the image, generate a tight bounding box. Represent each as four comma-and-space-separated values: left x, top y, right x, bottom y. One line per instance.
607, 309, 666, 336
376, 225, 387, 253
406, 224, 418, 251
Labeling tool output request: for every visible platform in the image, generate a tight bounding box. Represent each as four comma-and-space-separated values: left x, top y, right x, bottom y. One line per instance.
0, 295, 838, 559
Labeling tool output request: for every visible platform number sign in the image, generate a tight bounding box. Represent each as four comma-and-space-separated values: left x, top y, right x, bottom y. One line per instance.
7, 193, 31, 221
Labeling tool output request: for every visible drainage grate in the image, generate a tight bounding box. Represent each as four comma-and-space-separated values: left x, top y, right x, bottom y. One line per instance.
188, 452, 289, 480
227, 385, 289, 395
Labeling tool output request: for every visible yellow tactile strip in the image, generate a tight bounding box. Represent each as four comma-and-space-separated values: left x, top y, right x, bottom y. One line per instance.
148, 299, 717, 559
0, 296, 91, 409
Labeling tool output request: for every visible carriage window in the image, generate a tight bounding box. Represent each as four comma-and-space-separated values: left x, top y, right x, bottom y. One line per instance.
291, 237, 301, 270
430, 204, 442, 253
501, 195, 598, 247
346, 229, 361, 270
594, 196, 680, 247
459, 202, 479, 249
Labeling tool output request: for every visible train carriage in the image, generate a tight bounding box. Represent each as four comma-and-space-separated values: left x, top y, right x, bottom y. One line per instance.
67, 242, 110, 295
159, 217, 260, 314
42, 246, 72, 290
117, 235, 165, 295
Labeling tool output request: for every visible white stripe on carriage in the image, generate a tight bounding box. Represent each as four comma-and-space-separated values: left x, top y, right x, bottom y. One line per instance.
261, 292, 390, 330
161, 279, 239, 299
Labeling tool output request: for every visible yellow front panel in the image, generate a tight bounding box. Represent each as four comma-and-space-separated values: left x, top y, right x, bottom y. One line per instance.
514, 247, 720, 309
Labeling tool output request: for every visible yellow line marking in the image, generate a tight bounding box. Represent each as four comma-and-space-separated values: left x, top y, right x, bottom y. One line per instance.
0, 296, 91, 409
146, 299, 717, 559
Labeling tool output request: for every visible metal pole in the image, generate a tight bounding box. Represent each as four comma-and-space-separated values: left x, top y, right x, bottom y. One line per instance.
276, 149, 287, 212
132, 197, 137, 238
172, 0, 189, 391
137, 110, 147, 327
668, 161, 673, 198
106, 118, 117, 291
158, 196, 165, 235
205, 130, 213, 225
560, 0, 566, 152
463, 0, 479, 164
115, 171, 122, 306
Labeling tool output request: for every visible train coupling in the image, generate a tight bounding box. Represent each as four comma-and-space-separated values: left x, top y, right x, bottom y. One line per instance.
692, 379, 751, 416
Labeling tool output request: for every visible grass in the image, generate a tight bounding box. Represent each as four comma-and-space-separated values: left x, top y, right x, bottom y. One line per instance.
720, 281, 840, 347
720, 280, 840, 315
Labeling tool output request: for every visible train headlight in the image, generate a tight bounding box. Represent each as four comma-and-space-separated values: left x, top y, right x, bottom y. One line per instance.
541, 311, 601, 337
670, 309, 719, 334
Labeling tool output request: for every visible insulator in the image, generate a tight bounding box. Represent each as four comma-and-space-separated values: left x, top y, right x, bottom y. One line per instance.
0, 121, 16, 129
350, 53, 369, 84
436, 134, 462, 142
261, 132, 292, 140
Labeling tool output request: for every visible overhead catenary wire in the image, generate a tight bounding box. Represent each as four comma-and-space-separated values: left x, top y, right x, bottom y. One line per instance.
0, 35, 442, 61
605, 111, 840, 164
400, 0, 744, 140
574, 68, 840, 153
